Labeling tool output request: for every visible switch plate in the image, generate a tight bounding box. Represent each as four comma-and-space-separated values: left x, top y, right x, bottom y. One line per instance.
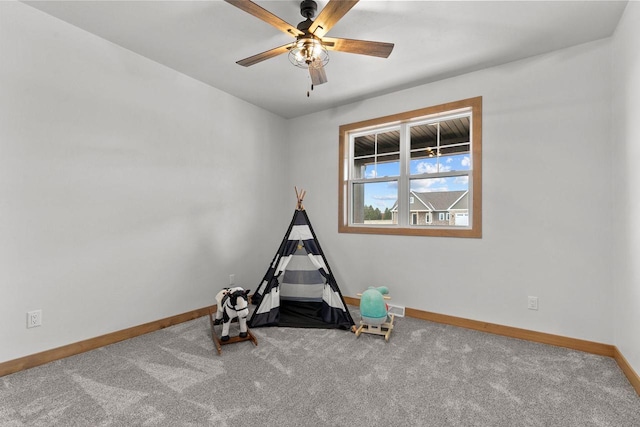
527, 296, 538, 310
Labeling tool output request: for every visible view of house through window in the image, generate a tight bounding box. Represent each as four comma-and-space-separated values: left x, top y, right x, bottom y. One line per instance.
339, 97, 482, 237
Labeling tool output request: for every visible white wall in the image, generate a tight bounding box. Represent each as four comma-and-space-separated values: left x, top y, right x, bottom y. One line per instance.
0, 2, 289, 363
288, 39, 614, 344
612, 1, 640, 377
2, 0, 633, 370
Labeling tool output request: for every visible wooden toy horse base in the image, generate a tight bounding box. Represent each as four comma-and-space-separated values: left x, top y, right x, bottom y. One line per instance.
355, 314, 395, 342
208, 308, 258, 355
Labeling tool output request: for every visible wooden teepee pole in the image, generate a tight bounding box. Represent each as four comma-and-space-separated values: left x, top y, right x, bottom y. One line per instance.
295, 187, 306, 210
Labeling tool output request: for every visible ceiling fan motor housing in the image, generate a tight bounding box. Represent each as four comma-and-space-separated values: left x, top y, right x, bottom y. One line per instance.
300, 0, 317, 19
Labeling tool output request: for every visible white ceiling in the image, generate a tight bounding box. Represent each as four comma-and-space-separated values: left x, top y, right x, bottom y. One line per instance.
24, 0, 628, 119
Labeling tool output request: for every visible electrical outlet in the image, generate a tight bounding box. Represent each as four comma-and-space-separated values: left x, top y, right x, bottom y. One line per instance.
27, 309, 42, 328
527, 296, 538, 310
229, 274, 235, 285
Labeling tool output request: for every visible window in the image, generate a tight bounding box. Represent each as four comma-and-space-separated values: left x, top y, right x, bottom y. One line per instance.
425, 212, 433, 224
339, 97, 482, 237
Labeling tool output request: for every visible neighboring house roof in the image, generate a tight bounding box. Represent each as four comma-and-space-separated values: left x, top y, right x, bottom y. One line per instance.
449, 192, 469, 210
391, 190, 468, 212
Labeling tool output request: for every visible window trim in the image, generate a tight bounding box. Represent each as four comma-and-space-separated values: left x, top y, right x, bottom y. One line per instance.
338, 96, 482, 238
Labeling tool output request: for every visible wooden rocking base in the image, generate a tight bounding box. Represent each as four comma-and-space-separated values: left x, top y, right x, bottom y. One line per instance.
355, 314, 395, 342
208, 309, 258, 355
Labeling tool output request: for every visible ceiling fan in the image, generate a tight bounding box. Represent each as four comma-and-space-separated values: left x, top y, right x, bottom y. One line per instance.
224, 0, 394, 88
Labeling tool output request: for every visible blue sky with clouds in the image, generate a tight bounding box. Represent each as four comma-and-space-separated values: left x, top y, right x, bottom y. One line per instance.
360, 153, 470, 210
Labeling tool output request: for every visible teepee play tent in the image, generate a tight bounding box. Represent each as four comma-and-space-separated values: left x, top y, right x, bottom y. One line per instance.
249, 189, 354, 330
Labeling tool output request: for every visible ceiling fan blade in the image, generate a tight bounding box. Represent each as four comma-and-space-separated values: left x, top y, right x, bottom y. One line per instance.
309, 0, 359, 38
310, 67, 328, 86
236, 43, 291, 67
224, 0, 303, 37
323, 37, 394, 58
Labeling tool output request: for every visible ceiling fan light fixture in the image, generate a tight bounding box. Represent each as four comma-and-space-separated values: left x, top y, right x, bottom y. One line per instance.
288, 38, 329, 69
225, 0, 394, 88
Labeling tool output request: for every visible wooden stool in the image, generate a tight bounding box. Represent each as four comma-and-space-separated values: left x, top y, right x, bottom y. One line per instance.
208, 308, 258, 355
355, 314, 395, 342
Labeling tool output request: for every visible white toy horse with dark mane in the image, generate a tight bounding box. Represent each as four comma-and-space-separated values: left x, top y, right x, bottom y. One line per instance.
214, 287, 251, 342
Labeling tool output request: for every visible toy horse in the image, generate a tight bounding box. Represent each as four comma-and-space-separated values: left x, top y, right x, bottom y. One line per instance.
214, 287, 251, 342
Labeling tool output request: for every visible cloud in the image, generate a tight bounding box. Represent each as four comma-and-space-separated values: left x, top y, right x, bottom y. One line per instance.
365, 169, 377, 179
411, 178, 448, 192
415, 161, 452, 174
373, 194, 398, 201
461, 156, 470, 167
454, 176, 469, 185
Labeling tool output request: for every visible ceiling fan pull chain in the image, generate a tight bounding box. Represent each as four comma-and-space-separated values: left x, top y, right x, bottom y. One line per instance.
307, 80, 315, 98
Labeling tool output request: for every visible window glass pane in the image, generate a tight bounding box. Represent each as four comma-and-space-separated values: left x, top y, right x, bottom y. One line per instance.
410, 157, 440, 175
354, 157, 400, 179
361, 162, 376, 179
353, 157, 372, 179
377, 154, 400, 177
409, 116, 471, 176
377, 130, 400, 154
410, 123, 438, 151
439, 117, 470, 147
439, 149, 471, 172
351, 181, 397, 225
440, 153, 471, 172
411, 176, 469, 193
353, 130, 400, 179
410, 153, 471, 175
408, 177, 469, 227
354, 135, 375, 158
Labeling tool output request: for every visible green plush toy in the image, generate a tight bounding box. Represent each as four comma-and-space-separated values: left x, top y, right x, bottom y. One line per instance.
359, 286, 390, 325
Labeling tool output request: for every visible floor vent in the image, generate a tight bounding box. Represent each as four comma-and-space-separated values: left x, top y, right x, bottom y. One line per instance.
387, 304, 405, 317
